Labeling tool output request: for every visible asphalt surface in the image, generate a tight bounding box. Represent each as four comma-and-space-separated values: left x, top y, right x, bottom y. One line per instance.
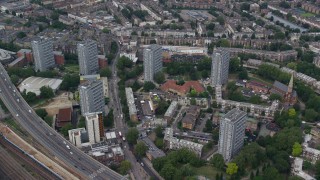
0, 63, 125, 180
109, 40, 148, 179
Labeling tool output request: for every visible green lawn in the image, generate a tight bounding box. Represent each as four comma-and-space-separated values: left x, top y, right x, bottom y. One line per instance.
64, 64, 79, 73
194, 165, 223, 179
301, 12, 315, 17
249, 74, 273, 86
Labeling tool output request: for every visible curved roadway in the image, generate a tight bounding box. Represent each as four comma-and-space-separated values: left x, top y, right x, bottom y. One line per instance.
0, 63, 125, 180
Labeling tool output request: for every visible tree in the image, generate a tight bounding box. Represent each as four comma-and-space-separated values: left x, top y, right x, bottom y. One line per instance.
155, 138, 164, 149
288, 108, 296, 118
126, 128, 139, 145
60, 74, 80, 91
40, 86, 54, 99
217, 16, 225, 25
10, 75, 19, 85
238, 70, 248, 80
102, 28, 110, 34
203, 119, 213, 133
181, 164, 195, 177
78, 116, 86, 128
44, 116, 53, 126
226, 163, 238, 175
160, 163, 176, 180
269, 93, 282, 101
210, 154, 225, 170
155, 100, 169, 115
17, 32, 26, 39
60, 123, 72, 136
155, 125, 163, 138
263, 167, 281, 180
104, 109, 114, 128
99, 67, 112, 77
292, 142, 302, 157
305, 109, 318, 122
143, 82, 156, 92
135, 142, 148, 158
119, 160, 131, 175
154, 72, 165, 84
229, 58, 241, 73
249, 95, 261, 104
35, 109, 48, 119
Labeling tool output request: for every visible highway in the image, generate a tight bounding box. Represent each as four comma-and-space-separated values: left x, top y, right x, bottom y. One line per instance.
0, 63, 125, 180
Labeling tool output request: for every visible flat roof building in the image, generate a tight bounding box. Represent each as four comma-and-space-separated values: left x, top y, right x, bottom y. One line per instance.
79, 80, 104, 115
211, 49, 230, 87
31, 37, 55, 72
125, 87, 138, 122
77, 39, 99, 75
218, 109, 247, 162
85, 112, 104, 144
143, 44, 162, 82
18, 76, 62, 96
68, 128, 87, 147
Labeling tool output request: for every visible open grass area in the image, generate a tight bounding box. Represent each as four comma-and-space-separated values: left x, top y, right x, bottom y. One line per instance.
64, 64, 79, 73
194, 165, 223, 179
3, 118, 26, 136
301, 12, 315, 17
249, 74, 273, 86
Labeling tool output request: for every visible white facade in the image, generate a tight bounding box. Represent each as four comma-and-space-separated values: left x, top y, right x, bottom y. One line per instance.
31, 37, 55, 72
85, 112, 101, 144
211, 49, 230, 87
77, 40, 99, 75
218, 109, 247, 162
68, 128, 86, 147
143, 44, 162, 82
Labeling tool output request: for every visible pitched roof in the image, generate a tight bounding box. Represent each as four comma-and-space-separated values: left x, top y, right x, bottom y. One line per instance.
57, 107, 72, 122
160, 80, 205, 95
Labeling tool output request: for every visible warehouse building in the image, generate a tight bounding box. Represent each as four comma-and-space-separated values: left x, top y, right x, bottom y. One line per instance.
18, 76, 62, 96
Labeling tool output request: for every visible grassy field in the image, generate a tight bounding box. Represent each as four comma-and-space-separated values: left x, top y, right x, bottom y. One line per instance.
301, 12, 315, 17
64, 64, 79, 74
249, 74, 273, 86
194, 165, 223, 179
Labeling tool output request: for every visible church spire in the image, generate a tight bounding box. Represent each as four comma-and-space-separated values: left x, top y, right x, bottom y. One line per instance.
288, 74, 293, 93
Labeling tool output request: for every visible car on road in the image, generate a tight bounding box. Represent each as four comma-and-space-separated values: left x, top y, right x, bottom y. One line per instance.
16, 114, 19, 117
28, 110, 32, 113
70, 152, 73, 155
66, 145, 70, 149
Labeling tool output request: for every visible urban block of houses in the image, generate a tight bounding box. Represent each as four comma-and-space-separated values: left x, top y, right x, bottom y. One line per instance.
160, 80, 205, 96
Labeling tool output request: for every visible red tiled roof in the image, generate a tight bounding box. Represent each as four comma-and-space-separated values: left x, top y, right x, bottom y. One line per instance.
160, 80, 205, 95
57, 107, 72, 122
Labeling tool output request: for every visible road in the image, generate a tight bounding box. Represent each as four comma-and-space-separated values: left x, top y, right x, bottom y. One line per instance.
109, 39, 148, 179
0, 63, 125, 180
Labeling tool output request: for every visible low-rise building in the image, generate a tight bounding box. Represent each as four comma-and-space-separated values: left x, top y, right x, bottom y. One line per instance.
125, 88, 138, 122
68, 128, 87, 147
164, 128, 203, 157
55, 107, 73, 129
164, 101, 178, 123
181, 106, 201, 130
160, 80, 205, 96
18, 76, 62, 96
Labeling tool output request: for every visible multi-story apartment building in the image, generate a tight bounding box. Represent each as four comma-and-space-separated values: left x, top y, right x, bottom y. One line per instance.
79, 80, 104, 115
31, 37, 55, 72
218, 109, 247, 162
77, 39, 99, 75
211, 49, 230, 87
85, 112, 103, 144
143, 44, 162, 82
